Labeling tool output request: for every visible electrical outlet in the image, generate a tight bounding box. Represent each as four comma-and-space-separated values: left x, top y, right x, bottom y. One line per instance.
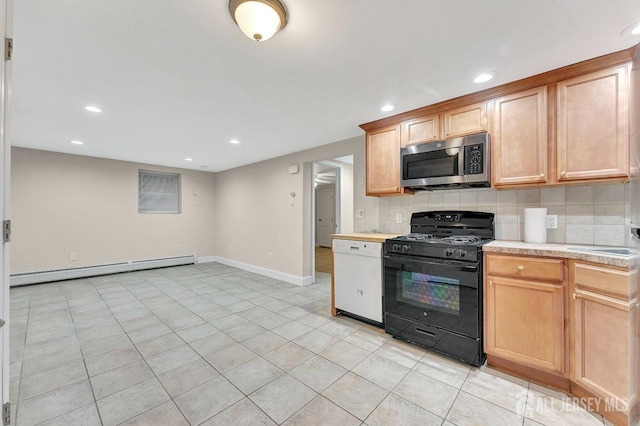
396, 213, 403, 224
355, 209, 365, 218
69, 252, 77, 261
546, 215, 558, 229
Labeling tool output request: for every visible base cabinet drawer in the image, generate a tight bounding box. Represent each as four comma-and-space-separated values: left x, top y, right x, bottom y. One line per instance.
486, 254, 564, 282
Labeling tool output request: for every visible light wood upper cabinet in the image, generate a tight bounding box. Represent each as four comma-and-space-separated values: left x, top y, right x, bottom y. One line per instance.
570, 262, 638, 420
400, 114, 439, 147
366, 124, 409, 196
491, 87, 548, 187
557, 66, 629, 181
442, 102, 487, 138
485, 254, 565, 375
401, 103, 486, 147
360, 50, 633, 195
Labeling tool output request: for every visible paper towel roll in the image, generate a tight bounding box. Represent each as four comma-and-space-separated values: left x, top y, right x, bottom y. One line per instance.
524, 208, 547, 244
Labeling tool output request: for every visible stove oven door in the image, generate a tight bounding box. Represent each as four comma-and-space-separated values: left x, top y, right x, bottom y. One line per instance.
384, 254, 481, 338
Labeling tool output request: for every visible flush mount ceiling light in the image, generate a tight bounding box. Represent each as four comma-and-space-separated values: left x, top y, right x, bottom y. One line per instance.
70, 140, 84, 145
84, 105, 102, 113
230, 139, 240, 144
380, 104, 395, 112
473, 72, 496, 84
185, 158, 194, 162
621, 22, 640, 37
229, 0, 288, 42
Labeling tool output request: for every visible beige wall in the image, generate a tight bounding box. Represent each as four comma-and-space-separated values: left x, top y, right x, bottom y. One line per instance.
214, 135, 377, 281
11, 148, 216, 273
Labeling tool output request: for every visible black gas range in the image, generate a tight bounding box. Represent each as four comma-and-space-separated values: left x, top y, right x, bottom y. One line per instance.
383, 210, 494, 366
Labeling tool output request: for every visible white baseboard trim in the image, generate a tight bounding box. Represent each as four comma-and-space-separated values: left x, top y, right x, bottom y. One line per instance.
215, 256, 312, 286
10, 255, 197, 287
196, 256, 217, 264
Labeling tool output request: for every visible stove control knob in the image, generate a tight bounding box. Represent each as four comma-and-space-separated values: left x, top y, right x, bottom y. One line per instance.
445, 248, 453, 257
435, 214, 441, 221
458, 250, 466, 258
402, 245, 410, 253
454, 215, 461, 221
392, 244, 400, 252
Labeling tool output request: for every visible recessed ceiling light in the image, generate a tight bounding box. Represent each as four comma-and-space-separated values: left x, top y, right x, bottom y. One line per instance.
380, 104, 394, 112
230, 139, 240, 144
622, 22, 640, 37
473, 73, 495, 84
185, 158, 194, 162
70, 140, 83, 145
84, 106, 102, 113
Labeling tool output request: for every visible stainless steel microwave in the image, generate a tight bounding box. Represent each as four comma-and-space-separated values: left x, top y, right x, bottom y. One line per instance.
400, 132, 490, 190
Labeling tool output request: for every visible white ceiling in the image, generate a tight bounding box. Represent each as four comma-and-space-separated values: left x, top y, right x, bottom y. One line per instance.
11, 0, 640, 172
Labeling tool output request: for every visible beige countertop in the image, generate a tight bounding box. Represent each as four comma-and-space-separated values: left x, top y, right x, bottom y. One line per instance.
484, 240, 639, 268
330, 233, 399, 243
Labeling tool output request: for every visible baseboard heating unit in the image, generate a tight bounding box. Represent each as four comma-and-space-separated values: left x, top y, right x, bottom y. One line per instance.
10, 255, 197, 287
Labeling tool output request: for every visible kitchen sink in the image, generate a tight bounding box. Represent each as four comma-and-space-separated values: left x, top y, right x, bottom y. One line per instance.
567, 247, 637, 257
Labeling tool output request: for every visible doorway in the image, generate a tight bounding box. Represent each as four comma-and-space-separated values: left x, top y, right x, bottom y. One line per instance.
312, 156, 353, 278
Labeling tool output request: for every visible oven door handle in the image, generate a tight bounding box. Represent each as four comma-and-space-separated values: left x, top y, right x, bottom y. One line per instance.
403, 263, 477, 273
384, 254, 478, 273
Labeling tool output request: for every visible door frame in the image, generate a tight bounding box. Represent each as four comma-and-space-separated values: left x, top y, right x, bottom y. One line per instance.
0, 0, 12, 414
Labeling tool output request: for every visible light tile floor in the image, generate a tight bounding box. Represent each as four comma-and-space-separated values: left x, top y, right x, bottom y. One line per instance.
9, 263, 610, 425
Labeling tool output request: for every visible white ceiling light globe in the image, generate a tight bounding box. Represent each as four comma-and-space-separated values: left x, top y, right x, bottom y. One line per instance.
234, 1, 283, 42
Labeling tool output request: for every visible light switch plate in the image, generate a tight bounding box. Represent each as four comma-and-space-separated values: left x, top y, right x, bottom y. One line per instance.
396, 213, 403, 224
355, 209, 365, 218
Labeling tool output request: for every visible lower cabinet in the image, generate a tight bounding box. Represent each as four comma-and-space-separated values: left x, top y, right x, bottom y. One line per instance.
485, 276, 564, 374
570, 262, 638, 425
484, 253, 638, 426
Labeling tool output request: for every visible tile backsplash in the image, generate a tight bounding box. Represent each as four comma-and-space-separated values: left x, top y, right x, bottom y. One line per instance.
376, 183, 630, 246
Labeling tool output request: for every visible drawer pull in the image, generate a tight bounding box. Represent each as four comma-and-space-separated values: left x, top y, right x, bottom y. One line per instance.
416, 327, 436, 337
560, 171, 566, 178
539, 173, 545, 179
572, 293, 579, 300
517, 265, 525, 271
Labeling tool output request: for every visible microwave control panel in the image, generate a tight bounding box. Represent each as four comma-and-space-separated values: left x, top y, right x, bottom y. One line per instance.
464, 144, 484, 174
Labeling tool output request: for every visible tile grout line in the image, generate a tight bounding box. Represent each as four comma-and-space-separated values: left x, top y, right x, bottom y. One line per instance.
69, 279, 107, 426
90, 273, 197, 425
11, 286, 32, 425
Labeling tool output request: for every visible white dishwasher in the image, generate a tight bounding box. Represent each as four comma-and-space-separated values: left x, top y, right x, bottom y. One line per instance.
333, 239, 383, 324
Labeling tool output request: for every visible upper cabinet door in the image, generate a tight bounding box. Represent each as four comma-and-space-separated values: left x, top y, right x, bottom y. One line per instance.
492, 87, 548, 187
400, 114, 440, 147
366, 124, 408, 196
442, 102, 487, 138
557, 66, 629, 181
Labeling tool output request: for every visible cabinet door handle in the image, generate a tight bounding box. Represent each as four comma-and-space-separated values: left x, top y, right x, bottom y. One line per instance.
489, 280, 493, 287
539, 173, 545, 179
560, 171, 566, 178
572, 293, 579, 300
517, 265, 524, 271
